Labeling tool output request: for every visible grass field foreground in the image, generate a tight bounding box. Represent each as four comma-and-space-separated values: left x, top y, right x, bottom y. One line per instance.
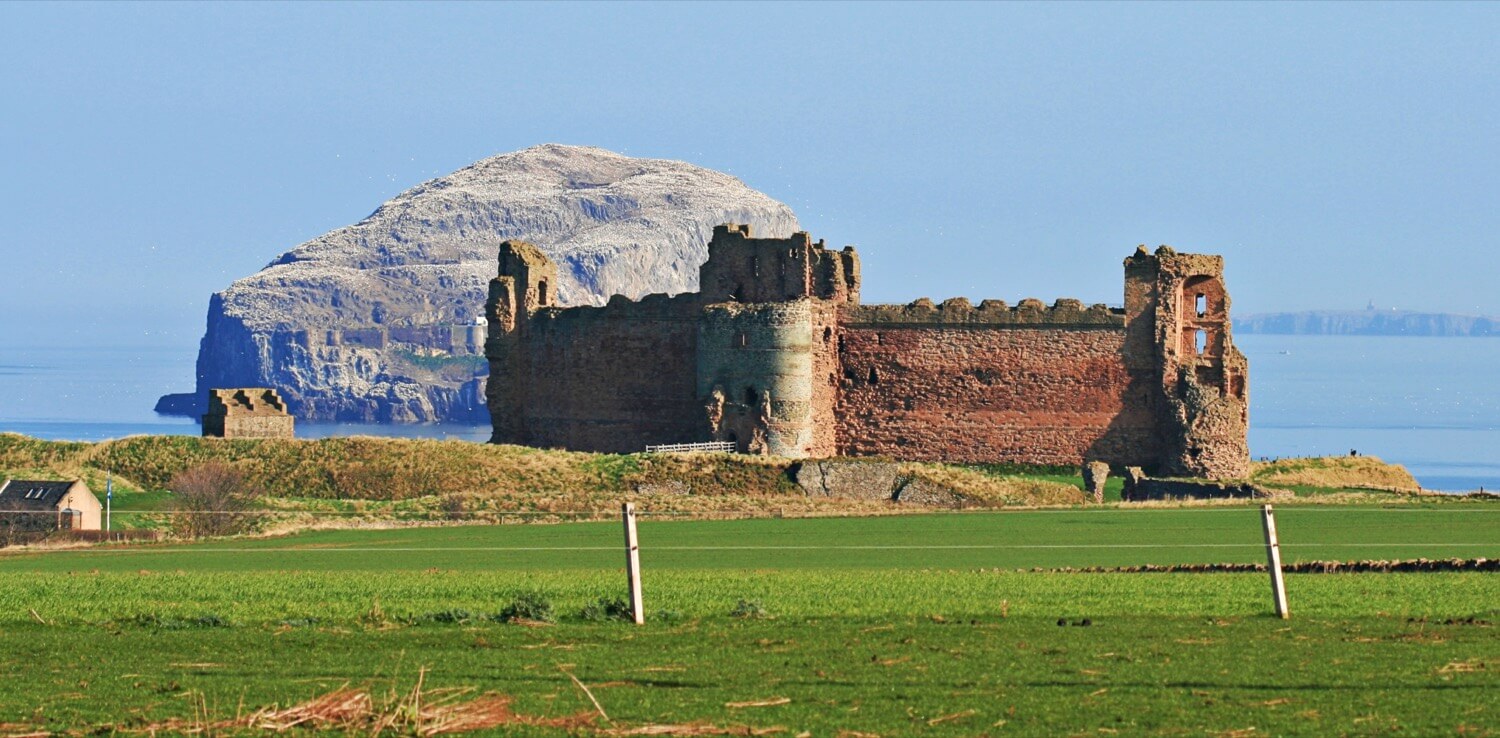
0, 508, 1495, 735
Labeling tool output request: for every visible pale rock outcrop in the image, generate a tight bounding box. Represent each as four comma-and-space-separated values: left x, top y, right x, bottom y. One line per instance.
158, 144, 800, 422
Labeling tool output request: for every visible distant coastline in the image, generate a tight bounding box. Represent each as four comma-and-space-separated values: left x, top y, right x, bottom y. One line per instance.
1235, 309, 1499, 337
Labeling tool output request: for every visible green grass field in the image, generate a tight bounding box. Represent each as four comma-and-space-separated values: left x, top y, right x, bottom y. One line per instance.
0, 508, 1495, 735
3, 506, 1494, 574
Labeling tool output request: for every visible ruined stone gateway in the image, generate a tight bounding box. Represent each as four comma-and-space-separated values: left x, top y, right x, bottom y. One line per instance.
485, 225, 1249, 479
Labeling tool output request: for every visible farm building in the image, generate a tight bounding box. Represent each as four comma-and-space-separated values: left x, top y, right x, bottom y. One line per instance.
0, 479, 102, 532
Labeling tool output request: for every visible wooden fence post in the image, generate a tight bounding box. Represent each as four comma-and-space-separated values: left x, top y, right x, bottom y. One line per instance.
1261, 504, 1289, 619
623, 503, 644, 625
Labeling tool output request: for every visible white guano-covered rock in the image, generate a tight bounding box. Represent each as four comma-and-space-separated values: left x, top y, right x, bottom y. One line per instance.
160, 144, 800, 423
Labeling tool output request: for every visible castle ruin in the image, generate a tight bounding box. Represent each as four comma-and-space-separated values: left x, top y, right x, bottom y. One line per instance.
202, 388, 296, 439
484, 225, 1249, 479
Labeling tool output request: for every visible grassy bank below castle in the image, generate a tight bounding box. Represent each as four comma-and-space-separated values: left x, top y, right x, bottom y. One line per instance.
0, 433, 1092, 523
0, 433, 1451, 533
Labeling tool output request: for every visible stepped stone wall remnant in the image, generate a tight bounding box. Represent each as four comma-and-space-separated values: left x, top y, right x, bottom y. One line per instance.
202, 388, 296, 439
486, 225, 1250, 479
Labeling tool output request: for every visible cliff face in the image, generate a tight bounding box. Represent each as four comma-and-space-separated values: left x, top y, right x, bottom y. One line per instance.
1235, 310, 1500, 337
157, 144, 800, 423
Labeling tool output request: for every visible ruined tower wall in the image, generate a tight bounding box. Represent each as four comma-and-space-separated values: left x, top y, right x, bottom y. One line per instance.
834, 301, 1161, 466
491, 294, 705, 453
202, 388, 296, 439
1144, 249, 1251, 478
699, 224, 859, 304
697, 300, 840, 457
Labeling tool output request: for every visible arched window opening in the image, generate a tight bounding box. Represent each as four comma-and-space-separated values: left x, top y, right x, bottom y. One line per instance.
1182, 275, 1222, 318
868, 366, 880, 385
537, 279, 549, 306
1194, 329, 1208, 355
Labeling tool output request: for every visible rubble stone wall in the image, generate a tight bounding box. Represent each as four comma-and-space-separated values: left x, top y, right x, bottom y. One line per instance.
491, 294, 705, 453
834, 323, 1161, 465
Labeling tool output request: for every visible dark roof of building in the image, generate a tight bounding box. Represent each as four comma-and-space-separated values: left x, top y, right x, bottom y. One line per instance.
0, 480, 79, 510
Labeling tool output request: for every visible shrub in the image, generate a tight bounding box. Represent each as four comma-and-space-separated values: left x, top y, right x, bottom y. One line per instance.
497, 592, 554, 623
730, 598, 769, 619
418, 609, 476, 624
0, 495, 56, 547
578, 596, 634, 622
168, 462, 263, 538
439, 493, 467, 521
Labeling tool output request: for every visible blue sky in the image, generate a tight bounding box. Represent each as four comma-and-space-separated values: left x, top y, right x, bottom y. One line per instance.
2, 1, 1497, 347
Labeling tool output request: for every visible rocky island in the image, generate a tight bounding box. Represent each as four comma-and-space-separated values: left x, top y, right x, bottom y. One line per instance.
157, 144, 799, 423
1236, 309, 1499, 336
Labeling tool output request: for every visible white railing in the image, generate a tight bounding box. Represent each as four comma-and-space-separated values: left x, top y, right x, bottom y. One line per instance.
644, 441, 738, 454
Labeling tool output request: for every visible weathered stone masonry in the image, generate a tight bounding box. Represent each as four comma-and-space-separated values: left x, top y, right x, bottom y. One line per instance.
486, 225, 1249, 478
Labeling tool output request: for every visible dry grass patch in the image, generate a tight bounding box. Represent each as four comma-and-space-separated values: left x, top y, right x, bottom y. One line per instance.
904, 463, 1085, 506
1250, 456, 1421, 492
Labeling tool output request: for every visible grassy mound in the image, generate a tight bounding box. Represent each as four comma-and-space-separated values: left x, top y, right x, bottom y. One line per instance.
0, 433, 1079, 515
1250, 455, 1422, 492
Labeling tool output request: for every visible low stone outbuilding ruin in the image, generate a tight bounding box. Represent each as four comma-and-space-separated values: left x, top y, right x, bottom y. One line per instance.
0, 479, 102, 531
202, 388, 295, 439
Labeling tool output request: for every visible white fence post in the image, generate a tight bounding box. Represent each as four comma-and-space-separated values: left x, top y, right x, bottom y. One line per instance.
623, 502, 644, 625
1261, 504, 1289, 619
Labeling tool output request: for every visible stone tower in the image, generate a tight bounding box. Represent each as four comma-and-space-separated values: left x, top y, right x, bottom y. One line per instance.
483, 240, 558, 442
696, 225, 856, 456
1124, 246, 1250, 478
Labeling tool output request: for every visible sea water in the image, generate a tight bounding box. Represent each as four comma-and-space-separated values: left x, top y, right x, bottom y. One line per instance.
0, 336, 1495, 491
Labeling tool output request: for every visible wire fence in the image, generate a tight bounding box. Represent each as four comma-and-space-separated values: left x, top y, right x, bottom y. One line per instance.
2, 502, 1495, 628
6, 505, 1497, 518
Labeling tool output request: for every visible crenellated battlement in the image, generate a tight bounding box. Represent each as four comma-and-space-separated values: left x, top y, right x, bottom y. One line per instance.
844, 298, 1124, 328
